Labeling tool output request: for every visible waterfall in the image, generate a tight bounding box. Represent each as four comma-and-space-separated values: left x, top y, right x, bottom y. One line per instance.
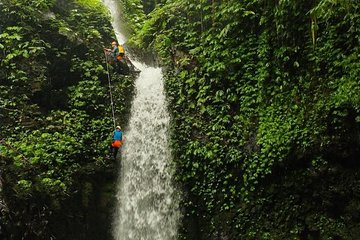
102, 1, 181, 239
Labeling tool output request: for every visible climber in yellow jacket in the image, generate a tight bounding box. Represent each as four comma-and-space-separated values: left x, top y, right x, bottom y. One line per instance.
103, 40, 129, 74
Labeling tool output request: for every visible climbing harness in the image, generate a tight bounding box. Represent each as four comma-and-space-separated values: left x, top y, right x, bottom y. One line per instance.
104, 51, 116, 129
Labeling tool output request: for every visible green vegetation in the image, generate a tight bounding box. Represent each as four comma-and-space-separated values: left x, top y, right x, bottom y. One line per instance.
130, 0, 360, 239
1, 0, 359, 239
0, 0, 135, 239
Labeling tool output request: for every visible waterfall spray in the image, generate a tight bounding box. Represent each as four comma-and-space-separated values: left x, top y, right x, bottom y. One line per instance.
113, 67, 180, 240
102, 1, 181, 239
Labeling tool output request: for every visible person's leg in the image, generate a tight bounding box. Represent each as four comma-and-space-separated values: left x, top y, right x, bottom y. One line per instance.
113, 147, 119, 160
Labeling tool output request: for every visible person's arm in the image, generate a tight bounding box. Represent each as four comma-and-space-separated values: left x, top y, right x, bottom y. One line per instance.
111, 46, 119, 56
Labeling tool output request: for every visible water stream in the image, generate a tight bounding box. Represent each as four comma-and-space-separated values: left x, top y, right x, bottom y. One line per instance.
102, 1, 181, 239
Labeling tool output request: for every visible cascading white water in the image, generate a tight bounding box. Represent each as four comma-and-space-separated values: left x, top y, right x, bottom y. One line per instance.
102, 0, 127, 44
113, 66, 180, 240
102, 1, 181, 239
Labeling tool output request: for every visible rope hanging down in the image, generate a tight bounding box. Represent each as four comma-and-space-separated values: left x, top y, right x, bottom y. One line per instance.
104, 51, 116, 129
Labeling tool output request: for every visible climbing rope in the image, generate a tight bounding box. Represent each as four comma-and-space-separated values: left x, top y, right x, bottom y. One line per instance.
104, 51, 116, 129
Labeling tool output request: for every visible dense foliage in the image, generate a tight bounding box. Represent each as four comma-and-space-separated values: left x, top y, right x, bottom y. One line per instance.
133, 0, 360, 239
0, 0, 135, 239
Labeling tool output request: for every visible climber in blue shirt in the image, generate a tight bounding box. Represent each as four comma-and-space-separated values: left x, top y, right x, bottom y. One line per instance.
104, 41, 119, 63
110, 126, 122, 160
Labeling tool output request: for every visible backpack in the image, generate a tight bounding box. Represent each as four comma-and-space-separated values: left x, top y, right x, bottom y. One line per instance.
117, 45, 125, 61
118, 45, 125, 54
